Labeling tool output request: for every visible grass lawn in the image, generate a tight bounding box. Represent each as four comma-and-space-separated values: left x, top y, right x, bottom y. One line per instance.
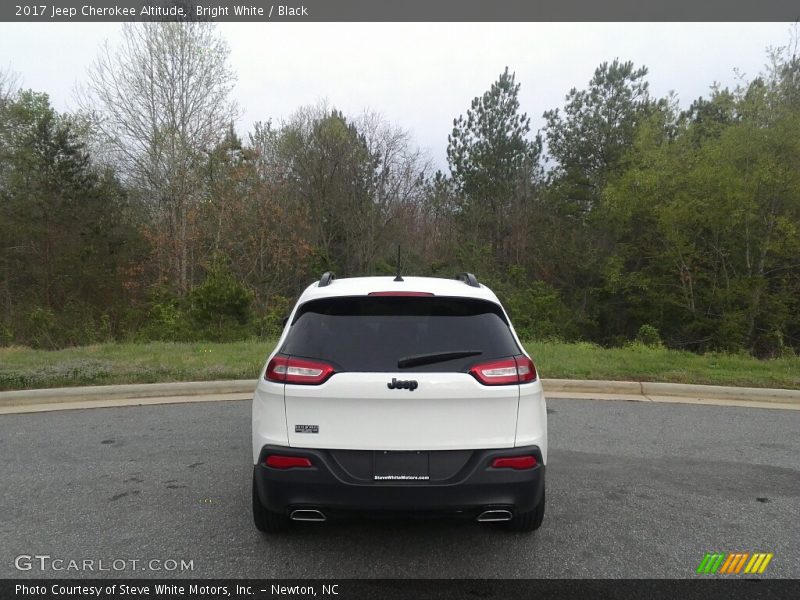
0, 340, 798, 391
525, 341, 800, 389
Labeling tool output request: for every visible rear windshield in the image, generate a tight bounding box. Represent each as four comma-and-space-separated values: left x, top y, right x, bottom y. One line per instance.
281, 296, 521, 372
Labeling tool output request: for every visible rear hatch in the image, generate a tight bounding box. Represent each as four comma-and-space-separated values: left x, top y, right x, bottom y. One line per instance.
276, 295, 524, 450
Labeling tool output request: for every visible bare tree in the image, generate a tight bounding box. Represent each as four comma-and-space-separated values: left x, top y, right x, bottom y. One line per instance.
0, 66, 20, 105
0, 66, 21, 159
80, 22, 238, 292
356, 110, 431, 270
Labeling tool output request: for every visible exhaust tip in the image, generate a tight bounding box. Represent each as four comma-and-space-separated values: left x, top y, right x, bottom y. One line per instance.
290, 509, 326, 522
476, 509, 513, 522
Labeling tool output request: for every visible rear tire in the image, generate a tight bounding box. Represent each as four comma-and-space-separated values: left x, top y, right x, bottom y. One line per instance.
252, 474, 290, 533
507, 487, 545, 532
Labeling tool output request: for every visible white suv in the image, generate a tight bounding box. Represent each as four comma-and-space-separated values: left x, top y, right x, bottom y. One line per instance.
251, 273, 547, 532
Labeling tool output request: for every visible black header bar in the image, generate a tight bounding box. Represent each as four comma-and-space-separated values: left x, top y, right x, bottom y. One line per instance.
2, 0, 800, 22
2, 579, 797, 600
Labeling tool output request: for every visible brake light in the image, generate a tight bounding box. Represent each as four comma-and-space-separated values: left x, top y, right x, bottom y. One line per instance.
265, 455, 313, 469
515, 355, 537, 382
491, 456, 537, 470
265, 356, 335, 385
367, 291, 434, 296
469, 355, 537, 385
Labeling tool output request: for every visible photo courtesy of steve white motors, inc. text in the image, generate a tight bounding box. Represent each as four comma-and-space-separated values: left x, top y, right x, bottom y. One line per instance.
14, 583, 340, 597
13, 3, 310, 19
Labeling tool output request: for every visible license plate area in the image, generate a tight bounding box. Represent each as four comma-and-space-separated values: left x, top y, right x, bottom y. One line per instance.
373, 451, 430, 482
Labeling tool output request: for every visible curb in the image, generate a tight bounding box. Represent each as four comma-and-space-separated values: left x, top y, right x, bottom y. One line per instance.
1, 378, 798, 412
543, 379, 800, 404
0, 380, 256, 407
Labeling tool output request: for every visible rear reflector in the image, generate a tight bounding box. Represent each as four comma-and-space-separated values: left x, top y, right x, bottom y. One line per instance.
469, 355, 537, 385
491, 456, 537, 470
265, 356, 335, 385
367, 291, 434, 296
265, 455, 313, 469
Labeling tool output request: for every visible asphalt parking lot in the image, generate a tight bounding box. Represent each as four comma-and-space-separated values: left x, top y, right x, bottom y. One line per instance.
1, 398, 797, 578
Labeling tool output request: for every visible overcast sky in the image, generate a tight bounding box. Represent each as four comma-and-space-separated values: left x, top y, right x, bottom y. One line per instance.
0, 22, 794, 166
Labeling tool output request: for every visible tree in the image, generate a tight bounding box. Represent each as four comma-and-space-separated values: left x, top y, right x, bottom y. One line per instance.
532, 60, 670, 342
682, 86, 737, 144
276, 106, 376, 275
543, 59, 664, 215
0, 91, 145, 347
0, 67, 19, 106
81, 22, 237, 293
197, 121, 314, 301
0, 67, 21, 195
603, 53, 800, 355
446, 67, 542, 266
275, 104, 427, 276
358, 110, 431, 273
187, 254, 254, 341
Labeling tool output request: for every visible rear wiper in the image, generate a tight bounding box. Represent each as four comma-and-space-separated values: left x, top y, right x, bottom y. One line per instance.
397, 350, 482, 369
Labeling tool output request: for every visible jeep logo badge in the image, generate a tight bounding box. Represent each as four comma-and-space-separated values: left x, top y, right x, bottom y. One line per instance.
387, 378, 418, 391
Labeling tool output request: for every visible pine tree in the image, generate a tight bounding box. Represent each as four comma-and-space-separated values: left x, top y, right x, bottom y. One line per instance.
446, 67, 542, 264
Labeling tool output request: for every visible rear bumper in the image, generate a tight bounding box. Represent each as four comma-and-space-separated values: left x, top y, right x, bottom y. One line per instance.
253, 445, 545, 518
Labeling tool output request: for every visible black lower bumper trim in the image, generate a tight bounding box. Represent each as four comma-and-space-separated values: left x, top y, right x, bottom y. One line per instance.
254, 445, 545, 517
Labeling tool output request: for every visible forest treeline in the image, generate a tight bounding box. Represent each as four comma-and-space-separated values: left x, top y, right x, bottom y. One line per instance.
1, 23, 799, 356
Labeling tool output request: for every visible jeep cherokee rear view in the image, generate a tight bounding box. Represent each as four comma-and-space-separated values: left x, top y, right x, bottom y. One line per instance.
251, 273, 547, 532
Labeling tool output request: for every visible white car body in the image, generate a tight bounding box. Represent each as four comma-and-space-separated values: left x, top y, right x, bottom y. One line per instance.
251, 274, 547, 531
252, 276, 547, 460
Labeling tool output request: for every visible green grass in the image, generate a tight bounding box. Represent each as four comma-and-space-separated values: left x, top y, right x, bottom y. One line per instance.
0, 340, 798, 391
0, 340, 272, 391
525, 341, 800, 389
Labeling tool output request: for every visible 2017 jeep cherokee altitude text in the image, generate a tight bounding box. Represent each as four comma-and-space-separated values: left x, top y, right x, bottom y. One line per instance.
251, 273, 547, 532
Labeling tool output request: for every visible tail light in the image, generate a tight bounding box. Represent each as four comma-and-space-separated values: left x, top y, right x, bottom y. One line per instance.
469, 355, 537, 385
265, 455, 313, 469
265, 356, 335, 385
491, 455, 537, 470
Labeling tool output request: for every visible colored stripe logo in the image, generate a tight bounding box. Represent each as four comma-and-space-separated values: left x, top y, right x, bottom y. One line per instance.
696, 552, 773, 574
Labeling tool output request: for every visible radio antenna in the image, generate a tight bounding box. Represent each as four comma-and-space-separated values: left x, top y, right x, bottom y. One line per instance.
394, 244, 404, 282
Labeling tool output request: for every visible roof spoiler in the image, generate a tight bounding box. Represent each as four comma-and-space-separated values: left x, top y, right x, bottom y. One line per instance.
318, 271, 336, 287
455, 272, 480, 288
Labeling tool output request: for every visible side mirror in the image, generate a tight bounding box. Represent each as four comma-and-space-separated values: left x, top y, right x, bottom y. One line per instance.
282, 315, 289, 327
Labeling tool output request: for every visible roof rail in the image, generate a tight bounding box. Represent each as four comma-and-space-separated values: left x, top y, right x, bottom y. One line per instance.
319, 271, 336, 287
455, 272, 480, 288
